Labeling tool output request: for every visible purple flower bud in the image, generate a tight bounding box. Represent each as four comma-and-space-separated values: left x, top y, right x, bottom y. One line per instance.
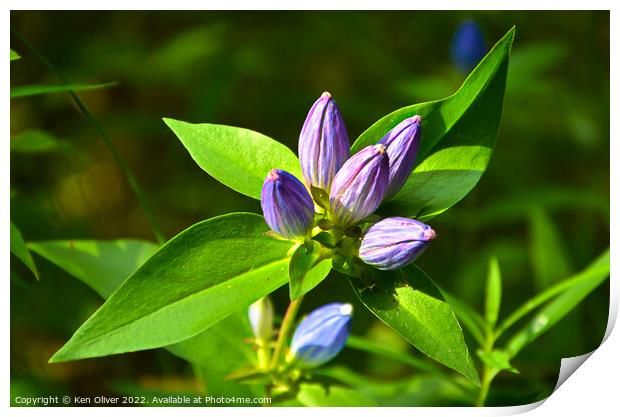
299, 92, 350, 192
261, 169, 314, 240
359, 217, 436, 270
289, 303, 353, 368
329, 144, 390, 227
379, 115, 422, 199
451, 20, 487, 73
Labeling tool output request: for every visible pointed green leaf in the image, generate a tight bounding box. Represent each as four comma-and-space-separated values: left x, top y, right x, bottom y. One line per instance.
528, 206, 573, 289
504, 250, 609, 357
348, 265, 480, 385
10, 82, 117, 99
476, 350, 519, 374
11, 130, 68, 154
31, 236, 255, 393
352, 27, 515, 220
484, 256, 502, 327
50, 213, 293, 363
297, 383, 377, 406
10, 222, 39, 279
289, 241, 332, 300
28, 240, 158, 298
10, 49, 21, 61
163, 118, 302, 199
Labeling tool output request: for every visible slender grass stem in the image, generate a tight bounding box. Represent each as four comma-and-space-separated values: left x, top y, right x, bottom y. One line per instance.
11, 27, 166, 244
269, 297, 304, 370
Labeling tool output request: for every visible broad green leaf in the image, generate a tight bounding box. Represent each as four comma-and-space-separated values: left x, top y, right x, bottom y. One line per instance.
31, 236, 256, 395
10, 49, 21, 61
348, 265, 480, 385
10, 130, 67, 154
528, 206, 572, 289
485, 256, 502, 327
50, 213, 293, 363
10, 222, 39, 279
28, 240, 158, 298
297, 383, 377, 406
163, 118, 302, 200
351, 27, 515, 220
476, 350, 519, 374
289, 241, 332, 300
10, 82, 117, 99
504, 250, 609, 357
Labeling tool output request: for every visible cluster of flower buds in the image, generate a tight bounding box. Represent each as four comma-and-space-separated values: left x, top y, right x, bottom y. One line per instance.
260, 92, 435, 271
287, 302, 353, 368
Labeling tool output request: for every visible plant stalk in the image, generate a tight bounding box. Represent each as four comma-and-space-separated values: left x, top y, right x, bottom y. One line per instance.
269, 297, 304, 370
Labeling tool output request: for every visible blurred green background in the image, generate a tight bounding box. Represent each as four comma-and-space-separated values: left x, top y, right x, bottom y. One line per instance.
10, 11, 609, 406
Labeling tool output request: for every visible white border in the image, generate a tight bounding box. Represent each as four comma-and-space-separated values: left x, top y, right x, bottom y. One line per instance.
3, 2, 616, 416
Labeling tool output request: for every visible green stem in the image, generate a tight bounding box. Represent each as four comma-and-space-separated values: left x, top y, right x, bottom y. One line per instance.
11, 27, 165, 245
269, 297, 304, 370
476, 329, 497, 406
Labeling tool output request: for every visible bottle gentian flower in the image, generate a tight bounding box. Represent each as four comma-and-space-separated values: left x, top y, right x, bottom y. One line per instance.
298, 92, 350, 192
248, 297, 274, 341
261, 169, 314, 240
359, 217, 436, 270
451, 20, 487, 73
329, 144, 390, 227
288, 303, 353, 368
379, 115, 422, 199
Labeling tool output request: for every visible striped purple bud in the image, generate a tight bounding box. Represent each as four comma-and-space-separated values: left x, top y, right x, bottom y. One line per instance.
299, 92, 350, 192
289, 303, 353, 368
359, 217, 436, 270
329, 144, 389, 227
261, 169, 314, 240
379, 115, 422, 199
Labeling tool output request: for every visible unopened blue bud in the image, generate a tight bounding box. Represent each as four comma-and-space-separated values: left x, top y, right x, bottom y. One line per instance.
248, 297, 274, 341
289, 303, 353, 368
359, 217, 436, 270
451, 20, 487, 73
299, 92, 350, 192
329, 144, 389, 226
261, 169, 314, 240
379, 115, 422, 199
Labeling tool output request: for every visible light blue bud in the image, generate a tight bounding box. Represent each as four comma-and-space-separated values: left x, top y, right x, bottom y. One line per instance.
289, 303, 353, 368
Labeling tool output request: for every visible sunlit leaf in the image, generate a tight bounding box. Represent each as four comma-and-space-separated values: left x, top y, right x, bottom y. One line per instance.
10, 222, 39, 279
352, 27, 515, 221
50, 213, 293, 362
164, 118, 302, 200
348, 265, 480, 385
10, 49, 21, 61
289, 241, 332, 300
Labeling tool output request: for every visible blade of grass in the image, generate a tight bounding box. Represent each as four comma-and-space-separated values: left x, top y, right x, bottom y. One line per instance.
11, 82, 118, 98
11, 27, 165, 244
494, 249, 610, 339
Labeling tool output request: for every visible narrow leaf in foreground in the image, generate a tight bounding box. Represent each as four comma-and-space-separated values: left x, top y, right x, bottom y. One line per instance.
10, 82, 117, 99
10, 222, 39, 279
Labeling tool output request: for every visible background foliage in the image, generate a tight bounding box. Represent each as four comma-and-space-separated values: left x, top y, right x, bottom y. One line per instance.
10, 11, 609, 406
